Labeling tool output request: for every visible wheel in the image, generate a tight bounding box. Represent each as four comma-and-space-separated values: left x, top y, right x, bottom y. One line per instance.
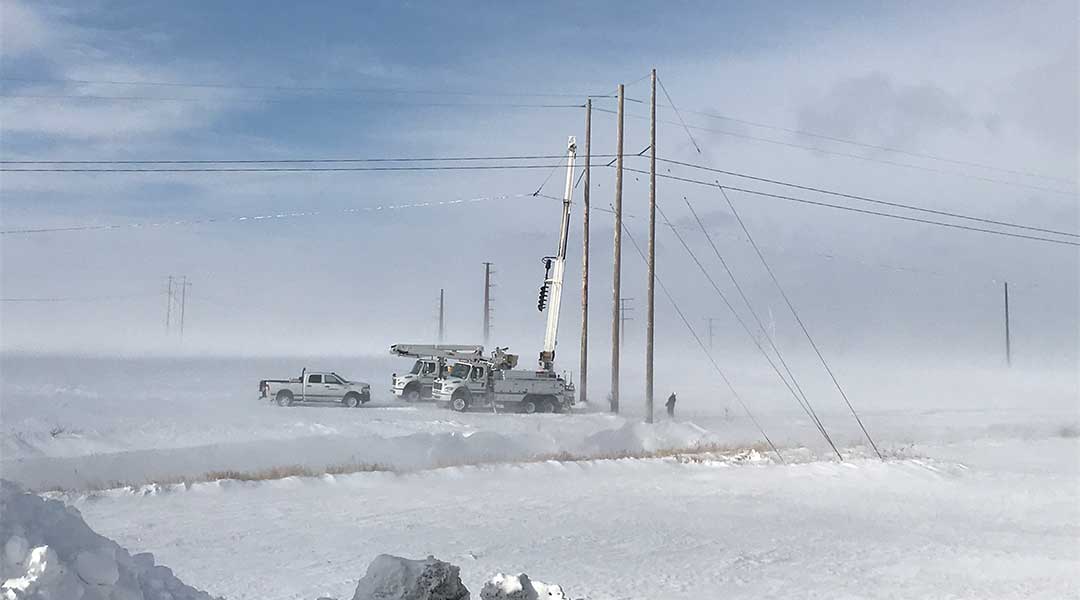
276, 391, 293, 407
539, 399, 556, 414
521, 398, 538, 414
451, 393, 469, 412
402, 388, 421, 403
343, 393, 361, 408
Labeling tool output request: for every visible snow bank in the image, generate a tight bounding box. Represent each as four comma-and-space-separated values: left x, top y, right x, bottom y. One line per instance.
350, 554, 468, 600
0, 479, 217, 600
480, 573, 567, 600
579, 420, 716, 455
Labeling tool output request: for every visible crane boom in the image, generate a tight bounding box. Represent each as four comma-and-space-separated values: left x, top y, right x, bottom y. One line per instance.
539, 136, 577, 371
390, 344, 484, 360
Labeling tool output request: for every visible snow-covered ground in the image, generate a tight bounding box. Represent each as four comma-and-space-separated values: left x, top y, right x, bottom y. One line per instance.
2, 354, 1078, 598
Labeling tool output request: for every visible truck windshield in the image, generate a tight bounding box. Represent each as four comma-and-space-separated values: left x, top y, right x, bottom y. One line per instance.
448, 363, 471, 379
409, 361, 423, 375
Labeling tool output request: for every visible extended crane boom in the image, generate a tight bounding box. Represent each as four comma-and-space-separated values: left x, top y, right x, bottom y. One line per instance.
538, 136, 577, 371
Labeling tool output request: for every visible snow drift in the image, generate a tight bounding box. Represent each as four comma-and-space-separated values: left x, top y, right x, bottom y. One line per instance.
0, 479, 216, 600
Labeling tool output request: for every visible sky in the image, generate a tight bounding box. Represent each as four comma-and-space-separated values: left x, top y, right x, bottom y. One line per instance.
0, 1, 1077, 384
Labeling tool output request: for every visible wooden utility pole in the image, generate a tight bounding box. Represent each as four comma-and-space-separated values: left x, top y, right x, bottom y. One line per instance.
165, 275, 174, 334
438, 288, 445, 344
645, 68, 657, 424
482, 262, 494, 346
1004, 281, 1011, 367
580, 98, 592, 405
610, 84, 624, 414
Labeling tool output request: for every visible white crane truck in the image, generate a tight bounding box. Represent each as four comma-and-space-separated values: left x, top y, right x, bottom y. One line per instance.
433, 137, 578, 414
389, 344, 484, 401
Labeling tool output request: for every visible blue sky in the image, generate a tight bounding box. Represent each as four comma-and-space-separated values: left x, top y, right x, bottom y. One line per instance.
0, 0, 1076, 378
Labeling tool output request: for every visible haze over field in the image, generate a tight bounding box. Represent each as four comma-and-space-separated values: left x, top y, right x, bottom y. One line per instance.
1, 2, 1077, 599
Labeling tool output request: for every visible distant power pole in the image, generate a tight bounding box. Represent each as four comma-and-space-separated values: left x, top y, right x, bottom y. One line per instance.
482, 262, 494, 346
619, 297, 634, 348
610, 83, 624, 414
178, 276, 191, 339
165, 275, 174, 334
438, 288, 445, 344
1004, 281, 1011, 367
579, 98, 592, 406
704, 317, 721, 351
645, 67, 657, 424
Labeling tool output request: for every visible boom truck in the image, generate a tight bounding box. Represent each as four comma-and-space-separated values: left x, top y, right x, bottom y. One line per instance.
389, 344, 484, 401
432, 137, 578, 414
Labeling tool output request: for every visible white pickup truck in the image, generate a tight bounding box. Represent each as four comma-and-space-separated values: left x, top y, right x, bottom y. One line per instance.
259, 370, 371, 407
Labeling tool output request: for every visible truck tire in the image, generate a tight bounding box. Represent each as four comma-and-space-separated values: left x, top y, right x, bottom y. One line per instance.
343, 393, 361, 408
402, 387, 421, 403
540, 398, 556, 413
521, 397, 539, 414
276, 391, 294, 407
451, 392, 469, 412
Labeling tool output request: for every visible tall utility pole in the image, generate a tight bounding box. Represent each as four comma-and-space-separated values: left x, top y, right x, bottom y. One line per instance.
610, 84, 624, 414
619, 298, 634, 348
482, 262, 494, 346
178, 276, 191, 340
438, 288, 445, 344
645, 68, 657, 424
165, 275, 174, 334
1004, 281, 1011, 367
580, 98, 592, 405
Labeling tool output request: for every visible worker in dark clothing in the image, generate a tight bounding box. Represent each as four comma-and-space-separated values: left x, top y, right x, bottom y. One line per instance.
666, 393, 677, 418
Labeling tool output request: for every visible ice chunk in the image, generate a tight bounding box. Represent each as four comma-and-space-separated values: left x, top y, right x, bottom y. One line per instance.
351, 554, 469, 600
480, 573, 567, 600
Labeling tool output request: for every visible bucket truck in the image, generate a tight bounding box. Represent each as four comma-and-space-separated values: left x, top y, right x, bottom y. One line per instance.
432, 137, 578, 413
389, 344, 484, 401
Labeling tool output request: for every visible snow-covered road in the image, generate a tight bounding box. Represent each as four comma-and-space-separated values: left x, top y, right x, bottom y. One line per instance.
68, 438, 1078, 600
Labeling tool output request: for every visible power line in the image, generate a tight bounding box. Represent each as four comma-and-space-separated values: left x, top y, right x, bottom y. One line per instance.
655, 201, 841, 459
592, 106, 1077, 196
0, 163, 574, 173
621, 167, 1080, 247
0, 192, 530, 235
714, 189, 883, 459
0, 292, 162, 302
0, 153, 617, 165
652, 76, 695, 154
646, 103, 1076, 186
618, 210, 784, 463
655, 156, 1080, 239
0, 92, 586, 110
0, 76, 603, 99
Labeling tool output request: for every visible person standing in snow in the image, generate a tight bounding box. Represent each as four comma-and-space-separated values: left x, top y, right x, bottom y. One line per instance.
666, 392, 677, 418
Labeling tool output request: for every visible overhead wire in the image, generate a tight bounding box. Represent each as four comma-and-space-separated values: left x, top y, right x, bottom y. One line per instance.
715, 188, 884, 459
617, 208, 785, 463
0, 76, 603, 99
655, 156, 1080, 239
0, 192, 529, 235
0, 153, 617, 165
592, 106, 1077, 196
655, 201, 842, 459
655, 103, 1077, 186
621, 167, 1080, 247
0, 92, 587, 110
0, 163, 575, 173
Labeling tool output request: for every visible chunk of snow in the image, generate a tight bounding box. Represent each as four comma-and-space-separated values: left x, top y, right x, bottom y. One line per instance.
351, 554, 468, 600
0, 479, 217, 600
480, 573, 567, 600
